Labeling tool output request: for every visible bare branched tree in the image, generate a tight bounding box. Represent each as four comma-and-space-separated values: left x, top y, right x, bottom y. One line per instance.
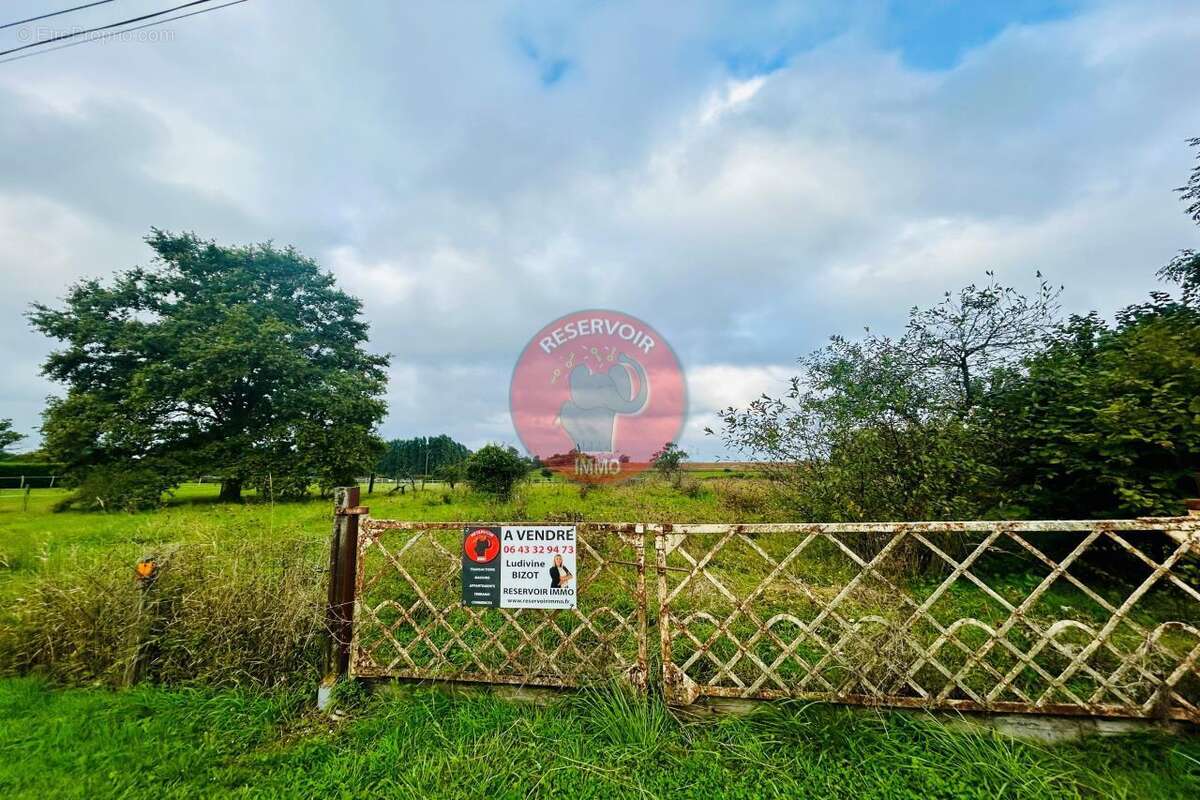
905, 271, 1061, 411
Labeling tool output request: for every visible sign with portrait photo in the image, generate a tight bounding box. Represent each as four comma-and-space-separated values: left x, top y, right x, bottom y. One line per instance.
461, 525, 577, 609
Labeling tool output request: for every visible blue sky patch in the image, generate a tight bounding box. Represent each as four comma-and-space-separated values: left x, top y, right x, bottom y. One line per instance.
517, 34, 572, 86
883, 0, 1083, 70
714, 0, 1085, 77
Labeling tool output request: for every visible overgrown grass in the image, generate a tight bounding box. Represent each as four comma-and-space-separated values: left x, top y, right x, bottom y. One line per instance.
1, 678, 1197, 799
0, 534, 326, 688
0, 480, 743, 689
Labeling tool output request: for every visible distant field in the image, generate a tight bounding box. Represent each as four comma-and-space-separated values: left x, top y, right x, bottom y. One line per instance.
684, 461, 765, 471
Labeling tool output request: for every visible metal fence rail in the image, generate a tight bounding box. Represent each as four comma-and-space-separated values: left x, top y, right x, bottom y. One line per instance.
653, 520, 1200, 721
350, 520, 648, 690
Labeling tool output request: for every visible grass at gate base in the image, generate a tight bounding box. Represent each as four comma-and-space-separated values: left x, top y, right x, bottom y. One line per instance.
2, 677, 1198, 800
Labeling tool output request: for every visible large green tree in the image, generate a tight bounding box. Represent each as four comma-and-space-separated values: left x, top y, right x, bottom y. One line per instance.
464, 444, 530, 500
29, 230, 388, 506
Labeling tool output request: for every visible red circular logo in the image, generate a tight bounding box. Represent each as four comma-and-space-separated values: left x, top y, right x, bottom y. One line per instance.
510, 309, 686, 483
464, 528, 500, 563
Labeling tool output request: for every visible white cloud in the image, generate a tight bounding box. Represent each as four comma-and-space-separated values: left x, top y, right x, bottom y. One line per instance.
699, 75, 767, 125
687, 364, 795, 413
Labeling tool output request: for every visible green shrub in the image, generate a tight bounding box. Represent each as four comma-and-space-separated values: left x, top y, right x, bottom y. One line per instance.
52, 462, 180, 512
464, 444, 529, 500
678, 476, 705, 499
713, 478, 772, 515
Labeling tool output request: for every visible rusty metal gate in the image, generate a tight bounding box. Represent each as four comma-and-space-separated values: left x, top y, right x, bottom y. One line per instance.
653, 521, 1200, 722
331, 503, 1200, 722
349, 520, 648, 690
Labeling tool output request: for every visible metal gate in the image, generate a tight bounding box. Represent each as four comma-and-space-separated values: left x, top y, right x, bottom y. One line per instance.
653, 521, 1200, 722
330, 502, 1200, 722
349, 520, 648, 690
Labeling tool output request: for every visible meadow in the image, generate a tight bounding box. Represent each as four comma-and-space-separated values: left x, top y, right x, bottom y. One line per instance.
1, 479, 1199, 798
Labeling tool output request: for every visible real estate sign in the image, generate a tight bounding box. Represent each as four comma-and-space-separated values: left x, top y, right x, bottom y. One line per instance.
461, 525, 577, 609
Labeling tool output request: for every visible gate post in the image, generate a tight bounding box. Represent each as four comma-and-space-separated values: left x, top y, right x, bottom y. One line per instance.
319, 486, 367, 710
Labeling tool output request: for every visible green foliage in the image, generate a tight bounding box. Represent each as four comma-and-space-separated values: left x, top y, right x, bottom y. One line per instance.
0, 419, 21, 456
463, 443, 529, 499
1179, 136, 1200, 227
650, 441, 688, 487
433, 461, 466, 488
28, 230, 388, 507
976, 148, 1200, 517
50, 461, 181, 512
377, 434, 470, 479
985, 301, 1200, 516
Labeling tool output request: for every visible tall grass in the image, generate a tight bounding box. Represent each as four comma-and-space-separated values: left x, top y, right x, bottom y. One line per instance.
0, 535, 325, 688
572, 683, 673, 754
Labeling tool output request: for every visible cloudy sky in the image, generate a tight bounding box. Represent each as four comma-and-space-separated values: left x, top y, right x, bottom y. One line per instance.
1, 0, 1198, 459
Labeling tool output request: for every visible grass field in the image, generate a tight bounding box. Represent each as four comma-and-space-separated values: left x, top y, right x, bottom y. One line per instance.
2, 480, 1199, 798
0, 477, 782, 613
0, 479, 744, 591
3, 676, 1199, 799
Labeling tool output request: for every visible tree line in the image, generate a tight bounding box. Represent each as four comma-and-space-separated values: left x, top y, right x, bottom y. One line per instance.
376, 435, 471, 481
